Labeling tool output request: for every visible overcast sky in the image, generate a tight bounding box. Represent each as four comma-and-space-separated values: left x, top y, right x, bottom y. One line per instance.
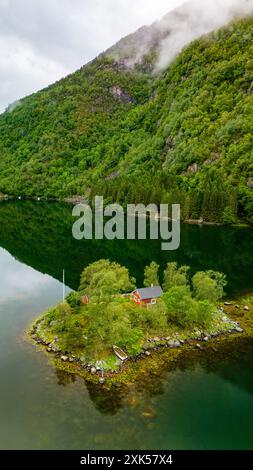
0, 0, 185, 113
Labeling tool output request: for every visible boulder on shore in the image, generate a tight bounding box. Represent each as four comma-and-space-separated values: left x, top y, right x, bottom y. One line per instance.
168, 340, 181, 348
235, 327, 243, 333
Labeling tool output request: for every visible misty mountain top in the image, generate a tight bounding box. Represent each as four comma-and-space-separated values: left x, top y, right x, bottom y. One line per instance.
106, 0, 253, 71
0, 6, 253, 224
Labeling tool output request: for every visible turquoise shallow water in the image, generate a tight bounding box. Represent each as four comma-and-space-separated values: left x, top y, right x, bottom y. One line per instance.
0, 201, 253, 450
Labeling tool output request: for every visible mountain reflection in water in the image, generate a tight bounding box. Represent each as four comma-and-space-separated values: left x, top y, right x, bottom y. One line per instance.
1, 200, 253, 450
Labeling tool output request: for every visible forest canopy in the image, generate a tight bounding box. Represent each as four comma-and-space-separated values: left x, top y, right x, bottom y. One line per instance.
36, 260, 228, 364
1, 17, 253, 224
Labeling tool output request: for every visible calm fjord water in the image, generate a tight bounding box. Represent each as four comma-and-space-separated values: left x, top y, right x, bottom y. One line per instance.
0, 200, 253, 450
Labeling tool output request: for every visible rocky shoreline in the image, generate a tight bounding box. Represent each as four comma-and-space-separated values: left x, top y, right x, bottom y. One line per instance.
29, 308, 245, 385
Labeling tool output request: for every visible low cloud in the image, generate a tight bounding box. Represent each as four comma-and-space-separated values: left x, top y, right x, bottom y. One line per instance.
0, 0, 179, 113
0, 1, 252, 113
156, 0, 253, 70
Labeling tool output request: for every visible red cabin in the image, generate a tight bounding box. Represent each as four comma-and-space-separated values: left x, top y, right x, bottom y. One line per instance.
132, 286, 163, 307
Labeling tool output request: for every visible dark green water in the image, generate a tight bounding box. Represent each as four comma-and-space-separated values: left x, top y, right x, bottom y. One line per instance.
0, 200, 253, 450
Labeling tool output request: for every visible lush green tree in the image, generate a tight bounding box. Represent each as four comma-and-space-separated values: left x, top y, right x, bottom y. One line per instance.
206, 270, 227, 299
85, 298, 143, 357
63, 325, 85, 350
195, 300, 216, 329
137, 300, 168, 335
143, 261, 160, 287
192, 271, 224, 303
239, 187, 253, 223
162, 286, 197, 329
163, 262, 189, 292
79, 259, 136, 302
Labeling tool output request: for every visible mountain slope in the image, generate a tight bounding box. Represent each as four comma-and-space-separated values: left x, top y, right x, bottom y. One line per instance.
0, 16, 253, 223
0, 56, 152, 196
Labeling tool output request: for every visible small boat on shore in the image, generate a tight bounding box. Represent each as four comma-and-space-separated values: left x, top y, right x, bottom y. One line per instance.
113, 345, 128, 362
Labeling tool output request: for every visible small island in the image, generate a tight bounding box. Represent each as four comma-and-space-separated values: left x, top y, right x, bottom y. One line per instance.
30, 260, 247, 385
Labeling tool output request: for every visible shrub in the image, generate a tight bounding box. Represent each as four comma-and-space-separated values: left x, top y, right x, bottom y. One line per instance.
222, 207, 237, 225
162, 286, 197, 329
192, 272, 223, 303
66, 291, 81, 309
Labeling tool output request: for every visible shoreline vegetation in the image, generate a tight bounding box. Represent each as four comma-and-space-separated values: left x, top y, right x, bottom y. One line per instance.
28, 259, 252, 387
0, 195, 251, 228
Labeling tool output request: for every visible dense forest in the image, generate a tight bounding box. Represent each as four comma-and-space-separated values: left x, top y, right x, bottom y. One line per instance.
0, 17, 253, 223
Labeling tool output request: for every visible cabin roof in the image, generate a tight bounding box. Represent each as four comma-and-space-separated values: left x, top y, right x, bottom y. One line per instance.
134, 286, 163, 300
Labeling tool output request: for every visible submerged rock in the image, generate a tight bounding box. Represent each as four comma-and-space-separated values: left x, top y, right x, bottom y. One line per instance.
112, 382, 121, 388
142, 409, 155, 419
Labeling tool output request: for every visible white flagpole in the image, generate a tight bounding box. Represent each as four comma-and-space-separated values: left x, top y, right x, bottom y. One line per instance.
63, 269, 65, 303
